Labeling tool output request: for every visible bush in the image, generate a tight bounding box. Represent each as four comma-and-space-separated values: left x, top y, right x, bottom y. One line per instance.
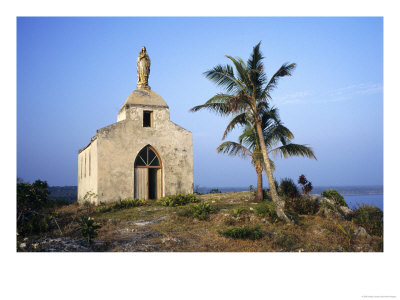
219, 225, 263, 240
95, 198, 146, 213
79, 216, 101, 245
298, 174, 313, 195
209, 188, 221, 194
273, 231, 300, 251
232, 206, 247, 218
112, 198, 146, 209
180, 202, 214, 220
95, 206, 113, 213
321, 189, 347, 207
254, 201, 278, 220
352, 205, 383, 237
285, 197, 320, 215
279, 178, 300, 198
23, 215, 51, 235
157, 194, 197, 207
17, 179, 54, 235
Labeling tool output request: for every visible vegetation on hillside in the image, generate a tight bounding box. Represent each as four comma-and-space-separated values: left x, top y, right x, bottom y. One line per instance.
17, 178, 383, 252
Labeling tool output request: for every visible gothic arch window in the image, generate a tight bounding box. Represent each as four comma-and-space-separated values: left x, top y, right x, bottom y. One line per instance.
134, 145, 160, 167
134, 145, 162, 200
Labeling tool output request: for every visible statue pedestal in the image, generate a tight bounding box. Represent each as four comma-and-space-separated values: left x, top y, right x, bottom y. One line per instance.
137, 83, 151, 90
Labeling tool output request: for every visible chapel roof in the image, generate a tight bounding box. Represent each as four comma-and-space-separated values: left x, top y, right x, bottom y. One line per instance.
119, 88, 169, 112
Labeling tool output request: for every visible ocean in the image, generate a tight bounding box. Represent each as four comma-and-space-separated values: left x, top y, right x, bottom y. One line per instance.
343, 194, 383, 210
196, 185, 383, 211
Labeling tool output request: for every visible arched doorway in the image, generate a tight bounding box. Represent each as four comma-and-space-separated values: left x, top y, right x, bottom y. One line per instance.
134, 145, 162, 200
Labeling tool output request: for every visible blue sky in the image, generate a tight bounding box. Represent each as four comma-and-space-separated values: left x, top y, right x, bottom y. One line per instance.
17, 17, 383, 187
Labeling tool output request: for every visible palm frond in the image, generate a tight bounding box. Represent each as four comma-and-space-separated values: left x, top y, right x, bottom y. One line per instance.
222, 112, 249, 140
262, 63, 296, 96
216, 141, 251, 158
239, 123, 258, 151
269, 144, 317, 160
203, 64, 244, 94
189, 94, 234, 115
264, 123, 294, 147
224, 55, 250, 89
246, 42, 267, 97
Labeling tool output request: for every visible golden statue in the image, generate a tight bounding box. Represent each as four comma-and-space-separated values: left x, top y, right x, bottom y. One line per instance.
137, 46, 151, 90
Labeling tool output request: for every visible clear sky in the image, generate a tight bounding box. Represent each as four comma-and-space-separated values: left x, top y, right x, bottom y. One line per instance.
17, 17, 383, 187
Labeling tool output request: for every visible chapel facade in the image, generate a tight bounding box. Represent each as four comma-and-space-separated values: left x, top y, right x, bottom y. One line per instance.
77, 47, 193, 204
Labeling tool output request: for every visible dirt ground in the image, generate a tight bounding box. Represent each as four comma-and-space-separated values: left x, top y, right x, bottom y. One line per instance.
17, 191, 383, 252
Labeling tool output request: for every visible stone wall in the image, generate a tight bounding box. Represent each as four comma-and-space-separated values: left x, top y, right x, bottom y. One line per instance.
95, 110, 193, 204
77, 138, 98, 204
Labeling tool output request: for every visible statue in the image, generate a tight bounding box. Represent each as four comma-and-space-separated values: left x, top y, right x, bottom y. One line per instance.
137, 46, 151, 90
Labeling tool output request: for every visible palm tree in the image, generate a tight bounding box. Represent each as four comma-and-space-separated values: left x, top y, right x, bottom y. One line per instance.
216, 107, 316, 202
190, 42, 296, 222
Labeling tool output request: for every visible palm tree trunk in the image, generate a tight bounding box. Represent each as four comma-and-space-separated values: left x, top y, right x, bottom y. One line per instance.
255, 120, 291, 223
255, 165, 263, 202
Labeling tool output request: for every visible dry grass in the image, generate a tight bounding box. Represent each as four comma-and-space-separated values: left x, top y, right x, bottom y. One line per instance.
49, 191, 382, 252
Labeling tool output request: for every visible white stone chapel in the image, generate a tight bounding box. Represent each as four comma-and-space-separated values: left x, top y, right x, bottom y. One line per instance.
77, 47, 193, 204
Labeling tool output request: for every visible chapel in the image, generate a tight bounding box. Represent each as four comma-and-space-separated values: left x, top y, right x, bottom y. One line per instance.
77, 47, 193, 204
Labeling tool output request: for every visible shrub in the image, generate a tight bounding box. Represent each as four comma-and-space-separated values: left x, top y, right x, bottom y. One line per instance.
180, 202, 214, 220
79, 216, 101, 245
157, 194, 197, 207
219, 225, 263, 240
352, 205, 383, 237
23, 215, 51, 235
279, 178, 300, 198
95, 206, 113, 213
96, 198, 146, 213
298, 174, 313, 195
285, 197, 320, 215
273, 231, 300, 251
112, 198, 146, 209
232, 206, 247, 218
254, 201, 278, 220
321, 189, 347, 207
209, 188, 221, 194
17, 179, 54, 235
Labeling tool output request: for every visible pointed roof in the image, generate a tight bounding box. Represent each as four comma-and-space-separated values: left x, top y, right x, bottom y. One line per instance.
119, 89, 169, 113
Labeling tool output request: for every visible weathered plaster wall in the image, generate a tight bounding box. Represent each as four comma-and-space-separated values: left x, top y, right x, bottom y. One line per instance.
77, 139, 98, 204
96, 106, 193, 204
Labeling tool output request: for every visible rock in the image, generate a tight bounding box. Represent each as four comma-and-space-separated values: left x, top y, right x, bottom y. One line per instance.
161, 237, 182, 243
310, 194, 321, 201
319, 197, 335, 206
316, 205, 342, 219
353, 226, 371, 239
19, 243, 26, 249
133, 215, 168, 226
317, 197, 353, 219
338, 206, 353, 219
33, 237, 91, 252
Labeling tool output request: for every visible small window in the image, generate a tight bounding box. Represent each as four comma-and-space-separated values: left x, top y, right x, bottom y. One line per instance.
143, 111, 153, 127
89, 151, 91, 176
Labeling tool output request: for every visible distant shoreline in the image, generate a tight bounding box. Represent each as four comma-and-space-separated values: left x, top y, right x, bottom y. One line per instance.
195, 186, 383, 196
47, 185, 383, 203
